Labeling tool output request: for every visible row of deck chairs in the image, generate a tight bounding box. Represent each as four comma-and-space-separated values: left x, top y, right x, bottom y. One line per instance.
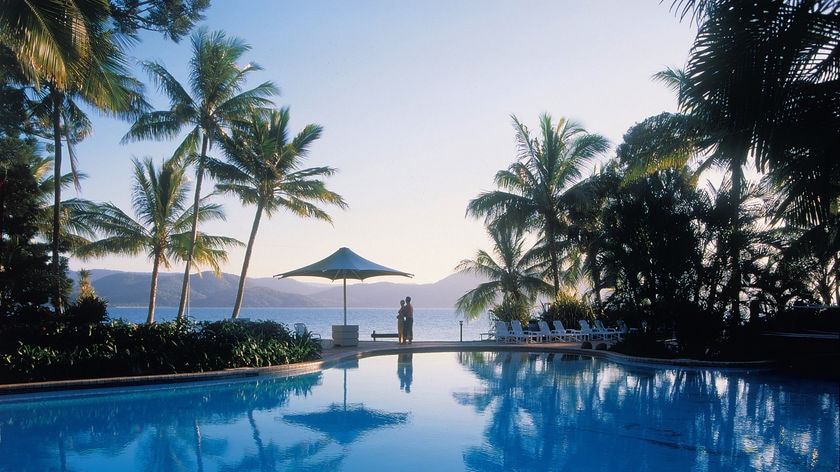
494, 319, 627, 343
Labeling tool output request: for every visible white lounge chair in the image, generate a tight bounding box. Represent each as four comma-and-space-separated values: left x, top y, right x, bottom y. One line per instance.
593, 320, 619, 341
294, 322, 321, 341
494, 321, 525, 343
537, 321, 562, 342
552, 320, 584, 341
510, 320, 541, 343
578, 320, 601, 340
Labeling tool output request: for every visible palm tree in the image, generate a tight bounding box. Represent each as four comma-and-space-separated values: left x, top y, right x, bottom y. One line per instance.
668, 0, 840, 317
124, 28, 277, 320
0, 0, 103, 91
560, 165, 623, 307
75, 156, 240, 324
0, 0, 210, 87
209, 108, 348, 319
466, 114, 609, 296
10, 3, 146, 314
20, 153, 104, 256
454, 224, 553, 321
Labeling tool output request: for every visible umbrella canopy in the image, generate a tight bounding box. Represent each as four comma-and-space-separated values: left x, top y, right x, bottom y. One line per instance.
283, 361, 408, 445
274, 247, 413, 324
284, 403, 409, 445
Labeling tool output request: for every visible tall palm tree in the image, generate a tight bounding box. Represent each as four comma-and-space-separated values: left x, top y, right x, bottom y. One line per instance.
668, 0, 840, 317
21, 154, 102, 255
454, 224, 553, 321
2, 2, 133, 310
124, 28, 277, 320
75, 156, 240, 324
209, 108, 348, 319
23, 21, 145, 315
466, 114, 609, 296
4, 1, 147, 314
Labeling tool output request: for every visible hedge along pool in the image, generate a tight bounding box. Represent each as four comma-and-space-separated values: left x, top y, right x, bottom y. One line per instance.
0, 352, 837, 471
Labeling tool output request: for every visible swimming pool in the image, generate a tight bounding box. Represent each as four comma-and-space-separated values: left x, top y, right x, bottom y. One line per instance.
0, 352, 837, 471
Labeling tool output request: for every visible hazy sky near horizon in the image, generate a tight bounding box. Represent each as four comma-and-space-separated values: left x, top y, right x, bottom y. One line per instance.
71, 0, 697, 285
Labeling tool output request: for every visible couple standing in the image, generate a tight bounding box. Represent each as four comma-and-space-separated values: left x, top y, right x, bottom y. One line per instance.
396, 296, 414, 344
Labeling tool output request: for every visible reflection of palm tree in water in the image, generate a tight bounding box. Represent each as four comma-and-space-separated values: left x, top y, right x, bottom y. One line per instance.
194, 418, 204, 472
398, 353, 413, 392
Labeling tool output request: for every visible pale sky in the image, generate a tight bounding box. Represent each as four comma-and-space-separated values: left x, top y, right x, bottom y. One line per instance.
71, 0, 697, 285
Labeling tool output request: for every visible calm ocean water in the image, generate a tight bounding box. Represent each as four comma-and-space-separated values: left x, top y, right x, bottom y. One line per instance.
107, 306, 495, 342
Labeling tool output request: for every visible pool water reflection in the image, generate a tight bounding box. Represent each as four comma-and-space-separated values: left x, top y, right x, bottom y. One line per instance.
0, 352, 837, 471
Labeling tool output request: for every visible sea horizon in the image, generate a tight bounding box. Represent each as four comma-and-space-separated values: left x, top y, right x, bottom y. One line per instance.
108, 306, 494, 342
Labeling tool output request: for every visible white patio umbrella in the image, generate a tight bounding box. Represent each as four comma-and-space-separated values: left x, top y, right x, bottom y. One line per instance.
273, 247, 413, 325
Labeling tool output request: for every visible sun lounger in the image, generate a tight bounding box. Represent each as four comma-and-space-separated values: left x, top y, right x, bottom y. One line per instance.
593, 320, 620, 341
579, 320, 604, 340
510, 320, 541, 343
537, 321, 563, 342
552, 320, 584, 341
494, 321, 525, 343
294, 323, 322, 341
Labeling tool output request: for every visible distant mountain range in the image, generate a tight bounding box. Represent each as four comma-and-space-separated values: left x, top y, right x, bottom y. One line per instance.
78, 270, 486, 309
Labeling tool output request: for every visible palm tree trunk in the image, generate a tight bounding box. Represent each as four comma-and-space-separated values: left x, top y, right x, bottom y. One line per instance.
231, 202, 264, 319
590, 261, 603, 307
193, 418, 204, 472
546, 224, 561, 297
177, 135, 209, 320
728, 163, 744, 323
147, 253, 161, 324
51, 90, 64, 316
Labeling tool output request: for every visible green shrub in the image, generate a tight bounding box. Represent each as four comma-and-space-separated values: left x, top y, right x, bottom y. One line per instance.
539, 292, 595, 330
489, 297, 531, 324
63, 296, 109, 325
0, 318, 321, 383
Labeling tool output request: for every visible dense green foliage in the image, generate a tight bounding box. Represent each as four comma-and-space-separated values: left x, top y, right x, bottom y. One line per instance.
0, 2, 346, 383
465, 2, 839, 361
0, 316, 321, 383
0, 138, 67, 314
455, 225, 553, 321
538, 291, 595, 332
0, 0, 837, 380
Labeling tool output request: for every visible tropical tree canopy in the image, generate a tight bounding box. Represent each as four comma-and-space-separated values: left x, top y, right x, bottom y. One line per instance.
671, 0, 840, 227
454, 224, 553, 321
209, 107, 347, 319
75, 156, 240, 323
124, 27, 277, 319
467, 114, 610, 295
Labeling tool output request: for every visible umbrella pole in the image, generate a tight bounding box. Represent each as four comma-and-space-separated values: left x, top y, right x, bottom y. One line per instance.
343, 277, 347, 325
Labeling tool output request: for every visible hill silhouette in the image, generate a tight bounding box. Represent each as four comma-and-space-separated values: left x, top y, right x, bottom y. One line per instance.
80, 270, 485, 308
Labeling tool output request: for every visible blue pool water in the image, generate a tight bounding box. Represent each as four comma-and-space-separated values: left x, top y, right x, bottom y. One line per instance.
0, 352, 837, 471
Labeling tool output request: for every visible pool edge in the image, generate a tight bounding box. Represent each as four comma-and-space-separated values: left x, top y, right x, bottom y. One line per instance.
0, 340, 780, 395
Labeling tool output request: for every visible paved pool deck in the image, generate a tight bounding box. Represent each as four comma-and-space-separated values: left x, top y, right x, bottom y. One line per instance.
1, 338, 788, 397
